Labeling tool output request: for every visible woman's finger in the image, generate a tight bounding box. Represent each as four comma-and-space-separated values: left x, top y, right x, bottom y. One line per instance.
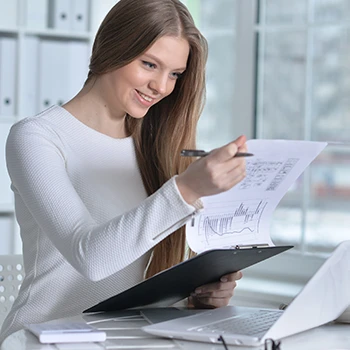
220, 271, 243, 282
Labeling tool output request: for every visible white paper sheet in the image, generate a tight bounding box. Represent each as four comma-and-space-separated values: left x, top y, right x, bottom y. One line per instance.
186, 139, 328, 253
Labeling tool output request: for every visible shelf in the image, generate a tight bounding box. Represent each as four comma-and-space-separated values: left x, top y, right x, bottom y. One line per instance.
0, 28, 18, 35
0, 28, 91, 40
0, 203, 14, 214
21, 28, 91, 40
0, 0, 95, 255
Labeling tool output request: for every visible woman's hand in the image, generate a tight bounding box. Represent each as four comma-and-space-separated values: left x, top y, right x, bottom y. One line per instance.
176, 135, 247, 205
188, 271, 243, 309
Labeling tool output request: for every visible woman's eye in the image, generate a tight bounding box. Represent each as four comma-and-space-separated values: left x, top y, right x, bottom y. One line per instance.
171, 72, 183, 79
142, 61, 156, 69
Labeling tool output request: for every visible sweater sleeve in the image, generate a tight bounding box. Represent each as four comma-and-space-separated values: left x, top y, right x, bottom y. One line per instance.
6, 120, 197, 281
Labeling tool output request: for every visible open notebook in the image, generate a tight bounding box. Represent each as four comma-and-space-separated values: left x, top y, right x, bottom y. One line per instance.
143, 240, 350, 346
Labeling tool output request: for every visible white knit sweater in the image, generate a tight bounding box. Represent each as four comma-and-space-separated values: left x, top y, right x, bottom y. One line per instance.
0, 106, 196, 343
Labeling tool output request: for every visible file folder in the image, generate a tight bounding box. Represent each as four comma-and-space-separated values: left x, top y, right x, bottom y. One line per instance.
48, 0, 71, 30
25, 0, 48, 29
0, 37, 17, 117
23, 36, 40, 116
84, 245, 293, 313
66, 41, 90, 102
71, 0, 89, 32
0, 0, 18, 28
38, 40, 67, 109
39, 39, 89, 108
0, 122, 13, 208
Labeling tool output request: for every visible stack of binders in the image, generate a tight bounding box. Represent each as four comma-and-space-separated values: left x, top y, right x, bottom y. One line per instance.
23, 37, 90, 116
47, 0, 90, 32
24, 0, 90, 32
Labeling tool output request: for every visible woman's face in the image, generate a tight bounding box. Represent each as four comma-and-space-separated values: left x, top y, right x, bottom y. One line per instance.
101, 35, 190, 119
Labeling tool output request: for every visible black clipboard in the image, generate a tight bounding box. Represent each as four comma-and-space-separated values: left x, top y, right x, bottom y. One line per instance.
83, 245, 293, 313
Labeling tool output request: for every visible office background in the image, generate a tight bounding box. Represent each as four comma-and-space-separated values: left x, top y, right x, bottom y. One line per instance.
0, 0, 349, 307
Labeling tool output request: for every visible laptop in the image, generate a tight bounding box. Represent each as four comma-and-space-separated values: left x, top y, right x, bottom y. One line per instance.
142, 240, 350, 346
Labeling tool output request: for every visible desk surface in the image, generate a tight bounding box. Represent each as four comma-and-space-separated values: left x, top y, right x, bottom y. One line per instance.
1, 310, 350, 350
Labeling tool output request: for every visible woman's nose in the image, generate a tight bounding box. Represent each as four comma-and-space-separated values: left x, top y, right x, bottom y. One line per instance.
149, 74, 168, 95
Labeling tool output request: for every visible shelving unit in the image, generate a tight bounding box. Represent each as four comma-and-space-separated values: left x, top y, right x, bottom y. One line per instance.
0, 0, 95, 254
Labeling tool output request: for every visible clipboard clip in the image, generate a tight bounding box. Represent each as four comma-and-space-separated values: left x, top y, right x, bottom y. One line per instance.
233, 243, 270, 249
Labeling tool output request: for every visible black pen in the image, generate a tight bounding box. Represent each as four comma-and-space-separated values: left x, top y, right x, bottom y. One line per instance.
181, 149, 254, 157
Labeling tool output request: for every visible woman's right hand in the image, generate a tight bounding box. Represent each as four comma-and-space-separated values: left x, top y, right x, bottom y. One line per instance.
176, 135, 247, 205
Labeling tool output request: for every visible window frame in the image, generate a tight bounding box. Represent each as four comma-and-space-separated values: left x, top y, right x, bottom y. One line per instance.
231, 0, 334, 301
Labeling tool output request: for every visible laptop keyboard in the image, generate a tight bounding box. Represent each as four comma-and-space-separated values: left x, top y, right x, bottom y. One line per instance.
193, 310, 282, 337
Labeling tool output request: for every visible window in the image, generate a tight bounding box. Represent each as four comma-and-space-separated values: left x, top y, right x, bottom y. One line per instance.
185, 0, 238, 150
184, 0, 256, 150
186, 0, 350, 300
256, 0, 350, 255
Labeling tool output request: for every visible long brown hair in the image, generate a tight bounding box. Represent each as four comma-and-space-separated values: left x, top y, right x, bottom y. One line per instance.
87, 0, 208, 278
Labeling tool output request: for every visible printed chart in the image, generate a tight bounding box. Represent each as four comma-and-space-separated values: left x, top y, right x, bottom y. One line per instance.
197, 199, 267, 246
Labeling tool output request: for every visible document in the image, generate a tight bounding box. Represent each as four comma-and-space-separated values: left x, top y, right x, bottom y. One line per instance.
186, 139, 327, 253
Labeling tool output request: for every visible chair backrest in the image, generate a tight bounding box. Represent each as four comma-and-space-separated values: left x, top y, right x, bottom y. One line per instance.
0, 255, 24, 327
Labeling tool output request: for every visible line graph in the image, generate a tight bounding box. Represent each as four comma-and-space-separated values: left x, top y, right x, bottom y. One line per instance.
198, 199, 267, 245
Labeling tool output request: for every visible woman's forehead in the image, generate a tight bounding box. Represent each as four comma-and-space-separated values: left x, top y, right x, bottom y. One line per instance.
142, 36, 190, 70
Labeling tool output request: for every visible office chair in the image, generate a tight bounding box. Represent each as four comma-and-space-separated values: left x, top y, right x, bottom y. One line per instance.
0, 255, 23, 327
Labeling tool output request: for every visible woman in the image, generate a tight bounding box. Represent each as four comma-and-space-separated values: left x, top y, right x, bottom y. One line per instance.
0, 0, 246, 343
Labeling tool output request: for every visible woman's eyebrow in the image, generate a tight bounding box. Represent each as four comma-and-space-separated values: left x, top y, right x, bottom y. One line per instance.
142, 53, 186, 71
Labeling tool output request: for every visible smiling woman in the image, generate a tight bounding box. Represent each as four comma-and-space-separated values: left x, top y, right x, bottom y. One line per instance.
0, 0, 248, 344
83, 35, 190, 125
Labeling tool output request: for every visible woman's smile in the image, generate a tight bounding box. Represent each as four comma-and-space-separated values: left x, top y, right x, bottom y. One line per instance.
135, 90, 154, 107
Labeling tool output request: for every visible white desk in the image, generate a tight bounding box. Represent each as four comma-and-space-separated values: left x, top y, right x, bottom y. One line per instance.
1, 310, 350, 350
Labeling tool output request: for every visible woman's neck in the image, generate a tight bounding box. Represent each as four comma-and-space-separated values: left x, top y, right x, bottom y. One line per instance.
63, 79, 128, 139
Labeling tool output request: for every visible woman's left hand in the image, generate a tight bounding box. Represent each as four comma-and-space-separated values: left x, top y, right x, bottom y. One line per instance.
188, 271, 243, 309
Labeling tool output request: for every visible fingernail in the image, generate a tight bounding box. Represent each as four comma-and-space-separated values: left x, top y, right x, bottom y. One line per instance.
195, 288, 202, 293
221, 277, 228, 282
